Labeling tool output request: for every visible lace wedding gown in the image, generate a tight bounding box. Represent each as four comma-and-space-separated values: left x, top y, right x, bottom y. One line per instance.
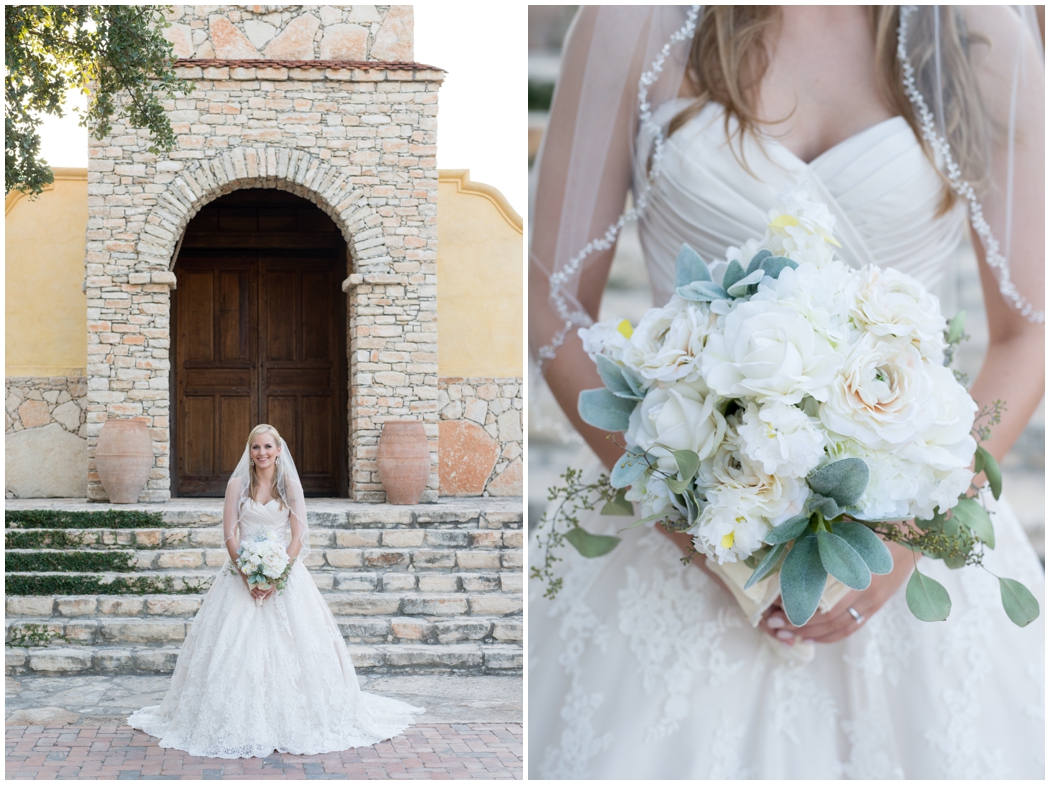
127, 498, 422, 758
529, 100, 1046, 779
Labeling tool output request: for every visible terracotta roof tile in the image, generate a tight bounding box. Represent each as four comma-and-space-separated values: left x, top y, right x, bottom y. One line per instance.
174, 58, 444, 71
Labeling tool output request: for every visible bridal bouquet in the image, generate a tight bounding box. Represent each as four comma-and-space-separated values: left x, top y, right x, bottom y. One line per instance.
533, 190, 1038, 629
230, 535, 294, 607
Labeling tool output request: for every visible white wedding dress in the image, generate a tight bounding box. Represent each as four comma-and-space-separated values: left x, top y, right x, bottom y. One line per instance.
127, 498, 422, 758
529, 100, 1045, 779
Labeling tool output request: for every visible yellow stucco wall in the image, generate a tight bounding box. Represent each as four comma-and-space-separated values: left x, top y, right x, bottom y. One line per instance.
4, 168, 523, 379
436, 170, 523, 378
5, 169, 89, 376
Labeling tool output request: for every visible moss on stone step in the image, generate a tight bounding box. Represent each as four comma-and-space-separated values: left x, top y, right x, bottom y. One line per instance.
6, 510, 164, 530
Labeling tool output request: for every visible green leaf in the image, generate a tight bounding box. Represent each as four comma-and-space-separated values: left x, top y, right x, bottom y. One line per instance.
975, 446, 1002, 501
722, 259, 746, 291
947, 310, 967, 344
677, 280, 730, 302
621, 367, 646, 399
817, 531, 872, 590
998, 577, 1040, 627
832, 521, 893, 575
564, 527, 622, 558
973, 448, 985, 475
578, 388, 637, 432
610, 450, 649, 489
951, 497, 995, 549
743, 542, 787, 590
807, 494, 843, 520
758, 256, 798, 279
671, 449, 700, 483
807, 458, 869, 507
745, 249, 772, 275
665, 476, 693, 494
764, 512, 812, 545
600, 488, 634, 517
674, 243, 712, 287
595, 355, 642, 400
725, 268, 766, 298
779, 535, 828, 626
906, 568, 952, 622
943, 554, 967, 569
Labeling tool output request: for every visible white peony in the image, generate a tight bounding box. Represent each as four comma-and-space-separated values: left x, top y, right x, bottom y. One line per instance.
625, 383, 728, 474
737, 401, 826, 478
621, 296, 717, 386
701, 299, 844, 404
850, 265, 947, 362
578, 318, 633, 365
752, 259, 857, 348
820, 334, 935, 449
692, 491, 774, 564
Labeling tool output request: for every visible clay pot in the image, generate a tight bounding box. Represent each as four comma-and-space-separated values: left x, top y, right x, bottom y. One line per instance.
95, 419, 154, 503
377, 421, 430, 504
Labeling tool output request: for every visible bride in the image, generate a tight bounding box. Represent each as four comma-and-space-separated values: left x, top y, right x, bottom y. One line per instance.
529, 6, 1044, 779
127, 424, 422, 758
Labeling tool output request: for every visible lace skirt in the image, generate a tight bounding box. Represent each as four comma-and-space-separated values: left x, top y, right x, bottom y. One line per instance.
528, 463, 1045, 779
127, 560, 422, 758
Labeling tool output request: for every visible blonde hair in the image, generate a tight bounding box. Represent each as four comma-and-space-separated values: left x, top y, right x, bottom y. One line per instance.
670, 6, 990, 215
246, 423, 287, 510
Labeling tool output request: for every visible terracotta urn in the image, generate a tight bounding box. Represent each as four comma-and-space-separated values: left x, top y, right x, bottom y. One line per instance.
95, 419, 154, 503
377, 421, 430, 504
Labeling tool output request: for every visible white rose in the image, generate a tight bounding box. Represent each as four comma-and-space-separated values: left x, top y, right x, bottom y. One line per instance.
850, 265, 947, 362
578, 318, 633, 364
737, 401, 826, 478
261, 548, 288, 578
752, 260, 857, 348
701, 299, 844, 404
625, 383, 728, 474
820, 334, 935, 450
621, 296, 717, 386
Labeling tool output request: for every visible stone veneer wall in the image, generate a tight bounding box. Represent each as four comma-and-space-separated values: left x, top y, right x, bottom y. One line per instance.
85, 57, 442, 503
5, 378, 88, 498
437, 378, 523, 497
161, 6, 413, 62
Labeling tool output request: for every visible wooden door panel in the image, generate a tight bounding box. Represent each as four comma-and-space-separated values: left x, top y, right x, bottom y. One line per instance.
220, 396, 252, 475
302, 271, 331, 361
219, 270, 250, 361
263, 270, 298, 363
182, 397, 215, 476
179, 272, 215, 362
301, 397, 332, 476
264, 396, 297, 449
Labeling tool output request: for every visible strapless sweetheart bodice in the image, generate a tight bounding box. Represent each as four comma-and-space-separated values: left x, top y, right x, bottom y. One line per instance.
238, 498, 291, 547
635, 100, 968, 306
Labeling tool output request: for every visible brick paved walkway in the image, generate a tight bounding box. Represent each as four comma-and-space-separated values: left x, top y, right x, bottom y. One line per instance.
6, 723, 523, 780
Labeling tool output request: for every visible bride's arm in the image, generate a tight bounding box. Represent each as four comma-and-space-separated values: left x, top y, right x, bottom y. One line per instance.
285, 476, 306, 561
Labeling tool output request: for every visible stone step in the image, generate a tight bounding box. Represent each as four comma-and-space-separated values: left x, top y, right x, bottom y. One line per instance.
5, 527, 525, 551
5, 643, 523, 676
7, 591, 523, 619
7, 613, 523, 647
5, 545, 524, 573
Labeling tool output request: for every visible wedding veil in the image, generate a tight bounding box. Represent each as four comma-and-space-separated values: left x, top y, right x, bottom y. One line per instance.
529, 5, 1045, 371
222, 427, 310, 558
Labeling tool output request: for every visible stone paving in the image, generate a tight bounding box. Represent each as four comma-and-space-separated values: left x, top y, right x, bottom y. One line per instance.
6, 674, 522, 779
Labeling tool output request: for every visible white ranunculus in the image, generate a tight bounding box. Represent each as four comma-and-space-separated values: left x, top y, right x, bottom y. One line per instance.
578, 318, 633, 364
691, 491, 773, 563
700, 299, 844, 404
737, 401, 826, 477
625, 383, 728, 474
752, 259, 857, 348
820, 334, 935, 450
851, 265, 947, 362
621, 296, 717, 386
764, 189, 840, 268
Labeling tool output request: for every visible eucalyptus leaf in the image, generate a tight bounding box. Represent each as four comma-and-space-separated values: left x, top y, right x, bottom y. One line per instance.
600, 488, 635, 517
681, 489, 700, 527
807, 458, 869, 506
674, 243, 712, 287
832, 521, 893, 575
951, 497, 995, 549
743, 541, 788, 590
817, 531, 871, 590
746, 249, 772, 275
758, 256, 799, 279
726, 268, 767, 297
578, 388, 637, 432
764, 512, 812, 545
779, 535, 828, 626
595, 355, 641, 400
677, 280, 730, 302
943, 554, 967, 569
998, 577, 1040, 627
722, 259, 746, 291
564, 526, 622, 558
610, 450, 649, 489
906, 568, 951, 622
973, 447, 985, 475
947, 310, 966, 344
975, 445, 1002, 500
665, 476, 693, 495
671, 449, 701, 482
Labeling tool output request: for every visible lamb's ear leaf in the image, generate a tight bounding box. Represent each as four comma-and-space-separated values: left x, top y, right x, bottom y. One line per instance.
674, 243, 712, 287
998, 577, 1040, 627
975, 446, 1001, 501
621, 366, 646, 399
759, 256, 798, 279
677, 280, 730, 302
764, 512, 812, 545
600, 488, 635, 517
832, 521, 893, 575
816, 531, 872, 590
950, 497, 995, 549
807, 494, 842, 520
746, 249, 773, 275
722, 260, 746, 291
565, 527, 621, 558
726, 268, 767, 297
906, 568, 951, 622
743, 542, 788, 590
609, 450, 649, 489
779, 535, 827, 626
595, 355, 642, 400
807, 458, 869, 506
578, 389, 636, 432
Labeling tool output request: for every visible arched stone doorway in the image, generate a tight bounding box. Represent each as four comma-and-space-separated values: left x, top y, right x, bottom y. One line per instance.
171, 188, 348, 496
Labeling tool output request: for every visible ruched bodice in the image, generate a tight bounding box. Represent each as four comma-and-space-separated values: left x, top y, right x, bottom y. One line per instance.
238, 498, 291, 548
636, 100, 968, 306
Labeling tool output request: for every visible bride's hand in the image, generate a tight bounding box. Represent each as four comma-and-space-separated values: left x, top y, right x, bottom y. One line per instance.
760, 540, 916, 644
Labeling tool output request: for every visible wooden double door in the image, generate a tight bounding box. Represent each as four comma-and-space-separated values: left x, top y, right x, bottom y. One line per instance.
172, 190, 348, 496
